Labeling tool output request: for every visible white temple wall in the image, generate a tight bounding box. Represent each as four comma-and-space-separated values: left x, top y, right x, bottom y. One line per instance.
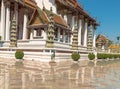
18, 8, 24, 40
35, 0, 57, 13
35, 0, 43, 9
67, 15, 72, 26
0, 0, 5, 40
0, 6, 1, 33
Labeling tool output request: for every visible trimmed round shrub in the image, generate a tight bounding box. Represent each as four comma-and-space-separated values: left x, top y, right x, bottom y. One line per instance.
15, 50, 24, 59
88, 53, 95, 60
71, 52, 80, 61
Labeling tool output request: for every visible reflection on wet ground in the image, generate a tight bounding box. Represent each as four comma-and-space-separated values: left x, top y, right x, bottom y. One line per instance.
0, 58, 120, 89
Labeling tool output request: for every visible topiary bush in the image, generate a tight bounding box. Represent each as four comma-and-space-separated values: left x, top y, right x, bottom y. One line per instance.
88, 53, 95, 60
71, 52, 80, 61
15, 50, 24, 59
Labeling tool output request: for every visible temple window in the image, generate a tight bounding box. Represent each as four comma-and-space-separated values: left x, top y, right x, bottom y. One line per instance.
54, 29, 58, 41
36, 29, 42, 36
33, 28, 44, 39
65, 31, 68, 43
60, 29, 63, 42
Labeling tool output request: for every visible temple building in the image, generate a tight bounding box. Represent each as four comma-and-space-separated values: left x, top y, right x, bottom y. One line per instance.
0, 0, 99, 61
96, 34, 109, 51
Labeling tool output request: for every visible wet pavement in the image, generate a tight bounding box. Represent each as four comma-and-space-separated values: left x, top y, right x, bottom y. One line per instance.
0, 58, 120, 89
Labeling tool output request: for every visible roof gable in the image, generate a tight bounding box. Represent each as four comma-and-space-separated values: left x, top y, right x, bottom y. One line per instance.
13, 0, 37, 8
96, 34, 108, 44
43, 8, 69, 27
28, 7, 69, 29
28, 8, 49, 27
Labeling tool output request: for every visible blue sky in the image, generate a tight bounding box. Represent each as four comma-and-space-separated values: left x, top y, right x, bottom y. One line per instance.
78, 0, 120, 42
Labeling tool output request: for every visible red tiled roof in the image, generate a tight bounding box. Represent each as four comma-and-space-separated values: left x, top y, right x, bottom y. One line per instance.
13, 0, 37, 8
108, 45, 119, 49
43, 8, 69, 28
56, 0, 96, 22
28, 7, 69, 29
54, 15, 68, 27
24, 0, 37, 8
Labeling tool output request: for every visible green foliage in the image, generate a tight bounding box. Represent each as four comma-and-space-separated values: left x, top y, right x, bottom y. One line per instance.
0, 36, 1, 40
108, 54, 113, 59
114, 54, 120, 59
88, 53, 95, 60
97, 53, 103, 59
15, 50, 24, 59
108, 40, 114, 47
97, 53, 120, 59
102, 54, 108, 59
71, 52, 80, 61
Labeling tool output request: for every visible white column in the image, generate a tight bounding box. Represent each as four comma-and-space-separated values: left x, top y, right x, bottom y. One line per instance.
43, 28, 47, 40
33, 30, 37, 37
68, 33, 70, 43
70, 16, 75, 44
30, 30, 33, 40
93, 28, 96, 47
41, 30, 46, 39
14, 2, 18, 29
23, 10, 28, 40
57, 28, 60, 42
83, 21, 88, 47
0, 0, 5, 40
90, 24, 93, 47
5, 2, 10, 41
64, 14, 67, 23
0, 11, 1, 31
78, 19, 82, 46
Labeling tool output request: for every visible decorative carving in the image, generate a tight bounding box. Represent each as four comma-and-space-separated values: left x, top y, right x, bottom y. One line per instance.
46, 7, 54, 48
93, 25, 97, 30
85, 18, 88, 22
87, 25, 93, 51
72, 24, 78, 50
79, 15, 84, 19
89, 21, 93, 25
10, 15, 17, 47
23, 7, 29, 14
4, 0, 10, 7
